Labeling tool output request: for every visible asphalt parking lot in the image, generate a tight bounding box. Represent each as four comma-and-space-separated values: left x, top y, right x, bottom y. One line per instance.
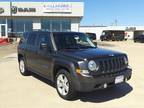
0, 41, 144, 108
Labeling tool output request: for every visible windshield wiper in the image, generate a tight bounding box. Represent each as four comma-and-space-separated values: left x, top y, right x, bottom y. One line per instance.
65, 46, 80, 49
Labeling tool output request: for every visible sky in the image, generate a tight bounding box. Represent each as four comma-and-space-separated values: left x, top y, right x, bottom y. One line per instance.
1, 0, 144, 26
83, 0, 144, 26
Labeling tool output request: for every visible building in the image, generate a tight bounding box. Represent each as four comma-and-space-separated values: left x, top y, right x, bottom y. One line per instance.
0, 1, 84, 43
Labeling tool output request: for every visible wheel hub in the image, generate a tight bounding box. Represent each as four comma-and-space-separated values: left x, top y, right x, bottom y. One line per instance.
57, 74, 69, 96
20, 60, 25, 73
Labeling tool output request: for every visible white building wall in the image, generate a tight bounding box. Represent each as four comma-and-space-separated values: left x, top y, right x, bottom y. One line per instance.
80, 26, 107, 40
71, 18, 80, 32
135, 26, 144, 30
125, 31, 134, 39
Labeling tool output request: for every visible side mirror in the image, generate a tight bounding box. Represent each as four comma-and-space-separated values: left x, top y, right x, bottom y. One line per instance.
40, 42, 52, 52
40, 43, 47, 49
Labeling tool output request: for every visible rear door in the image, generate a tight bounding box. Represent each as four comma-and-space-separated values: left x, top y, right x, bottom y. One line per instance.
25, 33, 38, 70
35, 32, 54, 78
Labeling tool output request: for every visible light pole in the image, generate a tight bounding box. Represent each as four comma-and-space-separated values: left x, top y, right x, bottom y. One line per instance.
10, 1, 13, 34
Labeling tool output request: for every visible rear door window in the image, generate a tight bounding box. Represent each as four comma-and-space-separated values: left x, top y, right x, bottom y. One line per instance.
27, 33, 37, 46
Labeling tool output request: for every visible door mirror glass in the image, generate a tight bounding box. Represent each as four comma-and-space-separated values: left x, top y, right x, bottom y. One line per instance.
40, 42, 52, 52
40, 42, 47, 49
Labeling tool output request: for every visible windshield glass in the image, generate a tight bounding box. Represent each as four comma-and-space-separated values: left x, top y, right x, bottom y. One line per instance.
53, 33, 96, 50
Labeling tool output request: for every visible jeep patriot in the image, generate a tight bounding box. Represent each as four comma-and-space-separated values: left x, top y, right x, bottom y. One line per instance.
18, 31, 132, 100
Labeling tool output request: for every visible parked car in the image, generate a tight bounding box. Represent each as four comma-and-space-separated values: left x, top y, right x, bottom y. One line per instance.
18, 31, 132, 100
100, 30, 124, 41
134, 35, 144, 43
100, 34, 112, 41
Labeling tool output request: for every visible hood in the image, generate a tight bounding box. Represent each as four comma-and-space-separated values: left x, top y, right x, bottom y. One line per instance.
58, 48, 125, 60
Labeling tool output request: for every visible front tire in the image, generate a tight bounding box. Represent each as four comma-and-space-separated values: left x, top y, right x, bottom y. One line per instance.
19, 57, 29, 76
55, 69, 77, 100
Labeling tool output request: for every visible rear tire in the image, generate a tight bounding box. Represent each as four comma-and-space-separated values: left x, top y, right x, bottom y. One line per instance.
55, 69, 77, 100
19, 57, 30, 76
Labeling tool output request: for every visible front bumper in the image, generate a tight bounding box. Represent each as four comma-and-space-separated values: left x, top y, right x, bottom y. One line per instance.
74, 68, 132, 92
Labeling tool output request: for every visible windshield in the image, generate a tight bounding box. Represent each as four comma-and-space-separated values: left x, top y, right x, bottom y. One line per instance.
53, 33, 96, 50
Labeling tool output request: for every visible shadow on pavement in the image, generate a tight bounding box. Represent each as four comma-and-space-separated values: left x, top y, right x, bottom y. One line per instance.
31, 73, 132, 103
78, 83, 133, 103
31, 73, 55, 88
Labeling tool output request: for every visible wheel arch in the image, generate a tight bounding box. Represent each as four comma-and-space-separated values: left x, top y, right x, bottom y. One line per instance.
52, 60, 76, 82
18, 54, 24, 62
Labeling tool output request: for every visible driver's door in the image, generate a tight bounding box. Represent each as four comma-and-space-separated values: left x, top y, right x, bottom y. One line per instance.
35, 33, 53, 78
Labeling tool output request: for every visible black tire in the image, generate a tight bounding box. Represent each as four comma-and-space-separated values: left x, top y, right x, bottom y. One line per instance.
55, 69, 77, 100
19, 57, 30, 76
101, 38, 103, 41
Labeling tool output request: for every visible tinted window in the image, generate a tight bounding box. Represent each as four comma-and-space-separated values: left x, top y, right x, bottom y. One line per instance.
41, 19, 51, 31
7, 19, 33, 37
52, 20, 61, 32
0, 19, 6, 24
53, 33, 96, 50
41, 19, 71, 32
27, 33, 37, 45
62, 20, 71, 32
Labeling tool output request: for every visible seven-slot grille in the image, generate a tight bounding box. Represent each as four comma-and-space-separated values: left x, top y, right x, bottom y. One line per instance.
98, 56, 127, 74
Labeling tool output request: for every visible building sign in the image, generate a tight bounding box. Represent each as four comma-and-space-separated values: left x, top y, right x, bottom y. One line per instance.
43, 3, 72, 13
0, 8, 4, 14
11, 6, 36, 14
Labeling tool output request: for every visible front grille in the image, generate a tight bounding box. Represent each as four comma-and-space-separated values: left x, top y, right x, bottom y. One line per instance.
97, 56, 127, 74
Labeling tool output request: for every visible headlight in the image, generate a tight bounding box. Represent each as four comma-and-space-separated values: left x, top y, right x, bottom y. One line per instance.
88, 60, 99, 71
124, 57, 128, 65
